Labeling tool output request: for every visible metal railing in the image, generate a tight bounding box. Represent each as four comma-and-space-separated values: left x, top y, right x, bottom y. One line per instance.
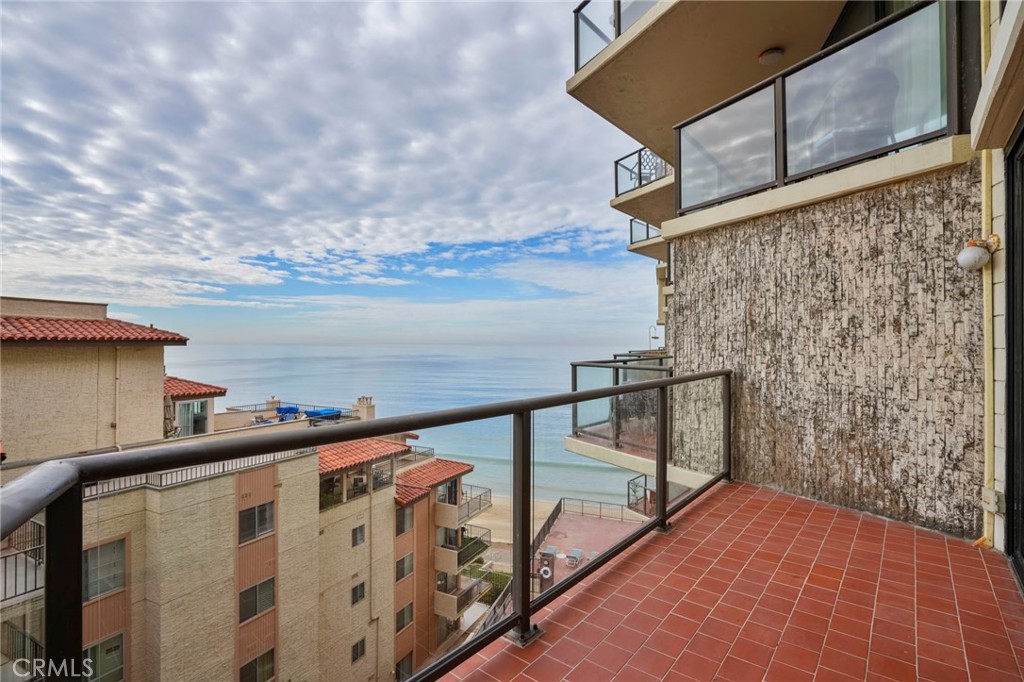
226, 401, 355, 417
396, 446, 435, 466
629, 219, 660, 244
455, 526, 491, 567
560, 497, 638, 522
457, 485, 492, 523
372, 464, 394, 490
574, 0, 657, 71
83, 448, 317, 499
615, 147, 669, 196
1, 541, 45, 601
1, 621, 44, 680
675, 1, 952, 214
0, 369, 731, 682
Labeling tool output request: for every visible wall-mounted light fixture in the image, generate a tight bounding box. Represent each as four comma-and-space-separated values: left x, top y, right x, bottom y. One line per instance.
956, 234, 1001, 271
758, 48, 785, 66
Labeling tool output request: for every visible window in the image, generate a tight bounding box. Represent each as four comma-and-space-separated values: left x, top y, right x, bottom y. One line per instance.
352, 524, 365, 547
239, 502, 274, 544
82, 539, 125, 602
396, 653, 413, 682
176, 399, 209, 437
351, 582, 365, 605
351, 638, 366, 663
239, 577, 275, 623
239, 649, 274, 682
84, 634, 123, 682
396, 505, 414, 535
395, 553, 414, 582
396, 602, 413, 633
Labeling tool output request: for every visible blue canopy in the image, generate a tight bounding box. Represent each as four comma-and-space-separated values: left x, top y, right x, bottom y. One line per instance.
305, 409, 341, 418
276, 405, 299, 415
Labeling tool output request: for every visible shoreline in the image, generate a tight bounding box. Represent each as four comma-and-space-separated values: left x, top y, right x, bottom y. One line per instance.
472, 494, 558, 545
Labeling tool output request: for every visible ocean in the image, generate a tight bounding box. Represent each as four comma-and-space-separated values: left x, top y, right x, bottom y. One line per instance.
165, 343, 639, 504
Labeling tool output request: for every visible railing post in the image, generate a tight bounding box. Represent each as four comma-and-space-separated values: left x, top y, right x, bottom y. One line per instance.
722, 374, 732, 481
46, 483, 83, 680
508, 410, 541, 647
655, 385, 671, 532
774, 77, 786, 187
611, 368, 620, 449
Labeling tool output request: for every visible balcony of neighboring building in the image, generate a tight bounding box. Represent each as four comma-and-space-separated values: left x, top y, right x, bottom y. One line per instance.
435, 565, 494, 621
0, 519, 44, 606
436, 526, 492, 575
217, 398, 357, 431
612, 149, 674, 258
436, 484, 494, 529
568, 0, 846, 160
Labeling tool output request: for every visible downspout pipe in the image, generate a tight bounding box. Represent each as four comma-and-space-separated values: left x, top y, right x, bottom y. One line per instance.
979, 0, 996, 547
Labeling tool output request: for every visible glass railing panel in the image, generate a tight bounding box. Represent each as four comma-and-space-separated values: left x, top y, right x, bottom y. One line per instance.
786, 2, 946, 176
572, 364, 614, 447
531, 395, 652, 603
576, 0, 616, 70
630, 219, 660, 243
679, 86, 776, 211
1, 516, 46, 682
619, 0, 656, 34
667, 376, 727, 509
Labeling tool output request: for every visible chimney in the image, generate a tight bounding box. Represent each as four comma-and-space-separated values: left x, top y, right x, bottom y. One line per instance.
354, 396, 375, 421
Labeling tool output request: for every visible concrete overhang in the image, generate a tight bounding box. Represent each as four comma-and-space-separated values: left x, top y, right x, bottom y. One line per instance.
611, 173, 675, 225
628, 236, 668, 261
971, 0, 1024, 150
567, 0, 845, 161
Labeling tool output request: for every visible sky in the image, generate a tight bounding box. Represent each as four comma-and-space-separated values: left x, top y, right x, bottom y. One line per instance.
1, 1, 659, 347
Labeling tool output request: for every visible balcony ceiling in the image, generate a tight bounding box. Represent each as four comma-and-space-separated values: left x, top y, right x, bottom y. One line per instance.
567, 0, 846, 161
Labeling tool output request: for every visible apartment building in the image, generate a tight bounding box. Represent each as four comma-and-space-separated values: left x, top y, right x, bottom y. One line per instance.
568, 0, 1023, 575
392, 458, 493, 680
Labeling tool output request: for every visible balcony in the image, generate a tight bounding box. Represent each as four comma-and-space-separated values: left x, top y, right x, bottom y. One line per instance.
437, 526, 492, 575
568, 1, 846, 161
435, 566, 493, 621
1, 519, 44, 603
626, 219, 667, 261
674, 2, 949, 216
4, 370, 1022, 682
436, 484, 493, 528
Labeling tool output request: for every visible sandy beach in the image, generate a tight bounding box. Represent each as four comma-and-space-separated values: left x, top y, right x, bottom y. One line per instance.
472, 494, 558, 545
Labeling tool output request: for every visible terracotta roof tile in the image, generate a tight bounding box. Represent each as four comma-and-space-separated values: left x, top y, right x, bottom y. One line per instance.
1, 316, 188, 344
395, 484, 429, 507
163, 376, 228, 399
396, 457, 474, 490
318, 438, 411, 475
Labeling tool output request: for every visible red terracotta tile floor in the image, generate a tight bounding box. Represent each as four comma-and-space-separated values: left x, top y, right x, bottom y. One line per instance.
446, 483, 1024, 681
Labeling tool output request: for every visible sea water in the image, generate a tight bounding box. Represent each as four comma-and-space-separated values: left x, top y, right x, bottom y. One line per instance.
165, 343, 640, 504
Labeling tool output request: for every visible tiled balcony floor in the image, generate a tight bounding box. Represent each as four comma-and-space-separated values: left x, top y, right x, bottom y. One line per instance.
447, 483, 1024, 682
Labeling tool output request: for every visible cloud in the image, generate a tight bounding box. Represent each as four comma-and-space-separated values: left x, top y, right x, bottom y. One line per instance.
1, 1, 658, 344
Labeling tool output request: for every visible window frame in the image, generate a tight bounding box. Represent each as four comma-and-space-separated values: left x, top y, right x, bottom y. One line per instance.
83, 632, 124, 682
351, 638, 366, 663
239, 649, 274, 682
351, 581, 366, 606
396, 505, 414, 535
395, 553, 414, 582
238, 502, 275, 545
396, 602, 414, 633
82, 538, 126, 603
352, 524, 366, 547
239, 577, 275, 624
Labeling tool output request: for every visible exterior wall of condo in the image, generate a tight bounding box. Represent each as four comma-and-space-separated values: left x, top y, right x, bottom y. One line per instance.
317, 484, 395, 681
394, 494, 433, 669
669, 159, 986, 537
0, 344, 165, 463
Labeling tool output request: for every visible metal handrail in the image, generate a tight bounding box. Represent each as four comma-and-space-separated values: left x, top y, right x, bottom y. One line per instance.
0, 368, 732, 682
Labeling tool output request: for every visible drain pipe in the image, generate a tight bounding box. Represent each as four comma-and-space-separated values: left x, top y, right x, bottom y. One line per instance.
978, 0, 996, 548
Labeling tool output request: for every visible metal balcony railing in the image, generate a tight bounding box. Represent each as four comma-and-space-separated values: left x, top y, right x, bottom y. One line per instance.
0, 369, 732, 682
676, 1, 952, 214
615, 147, 668, 196
573, 0, 657, 71
457, 485, 492, 524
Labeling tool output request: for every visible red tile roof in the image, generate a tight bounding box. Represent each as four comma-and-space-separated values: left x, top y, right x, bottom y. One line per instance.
396, 457, 474, 490
318, 438, 411, 475
395, 484, 430, 507
163, 376, 228, 399
1, 316, 188, 344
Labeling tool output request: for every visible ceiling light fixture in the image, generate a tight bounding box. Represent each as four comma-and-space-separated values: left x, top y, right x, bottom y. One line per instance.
758, 48, 785, 66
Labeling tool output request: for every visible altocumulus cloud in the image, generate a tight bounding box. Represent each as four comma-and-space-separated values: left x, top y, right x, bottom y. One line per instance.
1, 1, 656, 345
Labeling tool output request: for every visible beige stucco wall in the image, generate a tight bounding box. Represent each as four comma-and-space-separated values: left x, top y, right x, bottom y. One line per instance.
0, 345, 164, 464
0, 297, 107, 320
670, 160, 986, 537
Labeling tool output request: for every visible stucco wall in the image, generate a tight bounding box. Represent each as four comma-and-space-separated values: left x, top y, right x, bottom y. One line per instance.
670, 160, 986, 537
0, 345, 164, 463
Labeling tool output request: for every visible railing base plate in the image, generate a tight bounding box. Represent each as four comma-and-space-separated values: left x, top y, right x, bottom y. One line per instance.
655, 521, 674, 534
505, 625, 544, 648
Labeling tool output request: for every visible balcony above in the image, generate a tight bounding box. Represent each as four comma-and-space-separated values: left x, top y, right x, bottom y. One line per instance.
436, 484, 494, 529
448, 483, 1024, 682
436, 526, 492, 575
626, 219, 666, 261
435, 567, 493, 621
568, 1, 845, 161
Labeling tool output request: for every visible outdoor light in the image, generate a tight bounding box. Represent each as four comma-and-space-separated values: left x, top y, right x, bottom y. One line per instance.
758, 48, 785, 66
956, 234, 1001, 271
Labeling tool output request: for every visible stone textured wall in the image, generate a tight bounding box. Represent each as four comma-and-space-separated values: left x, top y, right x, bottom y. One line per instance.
670, 161, 985, 537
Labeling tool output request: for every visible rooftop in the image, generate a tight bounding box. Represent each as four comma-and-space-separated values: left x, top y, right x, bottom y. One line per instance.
318, 437, 411, 475
396, 483, 431, 506
397, 457, 475, 491
163, 376, 228, 399
0, 315, 188, 345
447, 483, 1024, 682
